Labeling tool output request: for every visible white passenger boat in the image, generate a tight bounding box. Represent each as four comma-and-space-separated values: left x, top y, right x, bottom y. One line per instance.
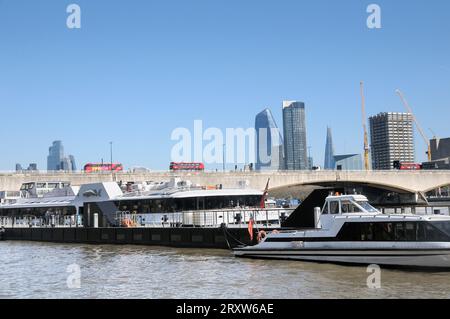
234, 194, 450, 269
0, 178, 292, 229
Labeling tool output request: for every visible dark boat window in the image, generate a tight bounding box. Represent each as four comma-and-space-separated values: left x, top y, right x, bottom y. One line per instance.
429, 221, 450, 237
341, 201, 362, 213
337, 221, 450, 242
425, 222, 450, 241
329, 201, 339, 214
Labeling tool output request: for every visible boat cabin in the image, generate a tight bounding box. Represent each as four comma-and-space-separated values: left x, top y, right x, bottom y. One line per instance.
321, 194, 380, 215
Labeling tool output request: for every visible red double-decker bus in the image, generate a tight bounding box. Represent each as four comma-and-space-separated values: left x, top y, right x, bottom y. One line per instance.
400, 163, 422, 170
394, 161, 422, 170
169, 162, 205, 171
84, 163, 124, 173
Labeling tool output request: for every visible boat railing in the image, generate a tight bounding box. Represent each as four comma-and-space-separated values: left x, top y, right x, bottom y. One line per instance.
112, 207, 293, 228
0, 207, 293, 229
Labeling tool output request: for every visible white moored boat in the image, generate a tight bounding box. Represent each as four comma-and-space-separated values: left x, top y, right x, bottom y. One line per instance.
234, 194, 450, 269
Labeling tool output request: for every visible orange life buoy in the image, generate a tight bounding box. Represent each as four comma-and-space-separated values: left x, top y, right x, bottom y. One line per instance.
122, 218, 133, 228
257, 230, 267, 243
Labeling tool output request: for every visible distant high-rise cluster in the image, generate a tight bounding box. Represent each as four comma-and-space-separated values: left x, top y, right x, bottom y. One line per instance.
254, 101, 309, 171
15, 163, 38, 172
369, 112, 414, 170
47, 141, 77, 171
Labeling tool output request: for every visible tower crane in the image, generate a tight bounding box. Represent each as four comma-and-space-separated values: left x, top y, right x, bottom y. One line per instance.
360, 81, 370, 170
395, 89, 432, 162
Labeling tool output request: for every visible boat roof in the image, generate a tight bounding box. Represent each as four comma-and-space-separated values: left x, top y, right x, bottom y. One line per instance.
1, 197, 76, 209
326, 194, 370, 202
117, 188, 263, 201
0, 181, 262, 209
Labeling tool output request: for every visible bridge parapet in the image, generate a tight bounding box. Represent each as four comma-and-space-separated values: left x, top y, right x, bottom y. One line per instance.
1, 170, 450, 193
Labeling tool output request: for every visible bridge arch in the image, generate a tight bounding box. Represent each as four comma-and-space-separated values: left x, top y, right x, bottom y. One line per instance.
423, 182, 450, 193
269, 180, 417, 195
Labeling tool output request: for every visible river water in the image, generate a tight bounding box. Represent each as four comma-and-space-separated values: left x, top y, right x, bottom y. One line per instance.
1, 241, 449, 299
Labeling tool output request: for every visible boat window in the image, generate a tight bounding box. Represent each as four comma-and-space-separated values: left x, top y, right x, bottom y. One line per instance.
394, 223, 406, 241
428, 221, 450, 239
329, 201, 339, 214
357, 201, 378, 213
373, 223, 394, 241
321, 203, 329, 215
340, 201, 362, 213
337, 222, 437, 241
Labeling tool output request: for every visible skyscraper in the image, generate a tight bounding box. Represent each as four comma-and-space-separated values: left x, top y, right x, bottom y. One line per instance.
369, 112, 415, 170
69, 155, 77, 171
282, 101, 308, 170
255, 108, 284, 171
47, 141, 77, 171
47, 141, 65, 171
324, 127, 335, 169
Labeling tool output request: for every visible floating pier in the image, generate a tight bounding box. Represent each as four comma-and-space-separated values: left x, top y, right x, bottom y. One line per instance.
1, 226, 261, 249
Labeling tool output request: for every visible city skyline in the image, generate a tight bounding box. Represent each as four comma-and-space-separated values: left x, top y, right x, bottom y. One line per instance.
1, 1, 450, 170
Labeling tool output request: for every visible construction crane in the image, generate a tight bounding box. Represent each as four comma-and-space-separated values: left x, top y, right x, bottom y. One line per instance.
360, 81, 370, 170
395, 89, 432, 162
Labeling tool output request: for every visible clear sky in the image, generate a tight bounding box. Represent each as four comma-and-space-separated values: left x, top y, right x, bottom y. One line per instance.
1, 0, 449, 171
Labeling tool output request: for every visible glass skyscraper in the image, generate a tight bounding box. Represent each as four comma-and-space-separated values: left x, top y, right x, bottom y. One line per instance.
47, 141, 77, 171
324, 127, 335, 170
69, 155, 77, 171
282, 101, 308, 170
255, 108, 284, 171
47, 141, 65, 171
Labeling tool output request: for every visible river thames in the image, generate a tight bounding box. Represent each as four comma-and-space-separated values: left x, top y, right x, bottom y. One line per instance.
1, 241, 449, 299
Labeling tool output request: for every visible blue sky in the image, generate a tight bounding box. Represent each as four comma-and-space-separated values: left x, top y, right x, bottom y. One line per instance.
0, 0, 449, 171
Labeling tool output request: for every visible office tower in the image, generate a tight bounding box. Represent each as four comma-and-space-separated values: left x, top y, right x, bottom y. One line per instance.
15, 163, 23, 172
69, 155, 77, 171
369, 112, 414, 170
47, 141, 65, 171
47, 141, 76, 171
255, 108, 284, 170
333, 154, 363, 170
324, 127, 335, 169
60, 157, 72, 171
282, 101, 308, 170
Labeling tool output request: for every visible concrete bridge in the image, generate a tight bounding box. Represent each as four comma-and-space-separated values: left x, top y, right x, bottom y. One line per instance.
1, 170, 450, 195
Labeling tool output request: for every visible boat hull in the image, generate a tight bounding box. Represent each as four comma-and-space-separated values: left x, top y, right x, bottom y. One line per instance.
234, 248, 450, 268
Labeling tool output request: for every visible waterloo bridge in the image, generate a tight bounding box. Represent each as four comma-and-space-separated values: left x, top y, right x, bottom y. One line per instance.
1, 170, 450, 207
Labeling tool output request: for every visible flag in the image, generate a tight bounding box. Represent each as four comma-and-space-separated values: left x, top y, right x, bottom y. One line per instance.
259, 178, 270, 208
248, 218, 254, 241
